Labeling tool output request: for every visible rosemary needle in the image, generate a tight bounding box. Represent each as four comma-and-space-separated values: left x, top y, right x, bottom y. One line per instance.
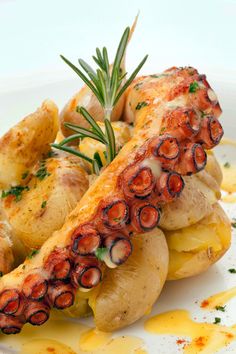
53, 26, 148, 174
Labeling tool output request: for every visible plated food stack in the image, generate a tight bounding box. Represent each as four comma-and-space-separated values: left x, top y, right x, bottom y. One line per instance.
0, 64, 224, 334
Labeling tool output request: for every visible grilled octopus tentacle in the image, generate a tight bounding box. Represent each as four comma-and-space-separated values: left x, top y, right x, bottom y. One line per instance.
0, 67, 223, 333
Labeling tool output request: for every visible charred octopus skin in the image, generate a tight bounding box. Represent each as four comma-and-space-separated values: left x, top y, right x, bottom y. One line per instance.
0, 67, 223, 333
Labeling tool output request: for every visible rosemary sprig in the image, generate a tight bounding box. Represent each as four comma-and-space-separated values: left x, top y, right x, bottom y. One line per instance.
53, 26, 148, 174
60, 27, 148, 120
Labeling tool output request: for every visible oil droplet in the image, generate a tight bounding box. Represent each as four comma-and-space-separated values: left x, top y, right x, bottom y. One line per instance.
201, 287, 236, 309
79, 328, 111, 351
144, 309, 236, 354
20, 338, 76, 354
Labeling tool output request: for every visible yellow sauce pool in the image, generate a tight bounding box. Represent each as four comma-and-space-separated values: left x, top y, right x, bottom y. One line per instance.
0, 315, 146, 354
201, 287, 236, 309
145, 309, 236, 353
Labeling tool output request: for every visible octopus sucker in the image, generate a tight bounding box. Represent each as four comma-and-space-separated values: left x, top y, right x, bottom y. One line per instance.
71, 256, 102, 289
156, 171, 184, 202
131, 201, 161, 232
196, 116, 224, 149
104, 235, 133, 266
121, 164, 155, 199
163, 108, 201, 140
149, 135, 180, 164
22, 274, 48, 301
71, 224, 101, 256
24, 301, 50, 326
0, 66, 224, 333
176, 142, 207, 175
0, 314, 24, 335
0, 289, 21, 315
48, 281, 75, 309
99, 198, 130, 230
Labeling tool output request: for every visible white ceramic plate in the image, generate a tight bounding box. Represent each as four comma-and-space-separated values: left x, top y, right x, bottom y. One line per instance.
0, 76, 235, 354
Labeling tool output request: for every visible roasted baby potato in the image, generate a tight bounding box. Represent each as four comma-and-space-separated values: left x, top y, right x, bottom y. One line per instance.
0, 210, 14, 274
166, 203, 231, 280
60, 86, 125, 137
160, 170, 220, 231
0, 100, 59, 189
90, 229, 168, 331
2, 155, 88, 249
205, 152, 223, 186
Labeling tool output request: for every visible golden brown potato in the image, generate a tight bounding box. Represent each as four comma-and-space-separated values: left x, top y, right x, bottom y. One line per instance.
160, 171, 220, 231
166, 203, 231, 280
0, 100, 59, 189
205, 152, 223, 186
2, 155, 88, 249
60, 86, 125, 137
90, 229, 168, 331
0, 209, 14, 274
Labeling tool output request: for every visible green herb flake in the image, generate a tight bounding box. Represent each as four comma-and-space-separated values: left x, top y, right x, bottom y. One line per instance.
0, 271, 3, 277
21, 171, 29, 180
134, 82, 143, 90
113, 217, 122, 222
135, 101, 148, 110
41, 200, 47, 209
35, 161, 50, 181
231, 218, 236, 228
189, 81, 199, 93
22, 265, 26, 270
224, 162, 231, 168
95, 247, 108, 261
1, 185, 30, 202
213, 317, 221, 324
228, 268, 236, 274
215, 305, 226, 312
27, 249, 39, 259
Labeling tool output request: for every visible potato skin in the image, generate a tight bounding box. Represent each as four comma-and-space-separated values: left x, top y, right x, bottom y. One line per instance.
92, 229, 169, 332
0, 218, 14, 274
166, 203, 231, 280
60, 86, 125, 137
2, 155, 89, 249
0, 100, 58, 189
160, 172, 220, 231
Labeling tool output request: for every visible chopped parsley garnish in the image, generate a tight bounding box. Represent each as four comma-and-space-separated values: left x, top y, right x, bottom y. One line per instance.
160, 127, 166, 134
113, 217, 122, 222
228, 268, 236, 273
231, 218, 236, 228
135, 101, 148, 110
0, 271, 3, 277
41, 200, 47, 209
213, 317, 221, 324
21, 171, 29, 180
224, 162, 230, 168
1, 185, 29, 202
189, 81, 199, 93
95, 247, 108, 261
27, 249, 39, 259
35, 161, 50, 180
215, 305, 226, 312
134, 82, 143, 90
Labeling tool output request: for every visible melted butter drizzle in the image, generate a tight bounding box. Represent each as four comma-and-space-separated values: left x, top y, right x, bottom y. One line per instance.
145, 309, 236, 354
0, 315, 146, 354
201, 287, 236, 309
